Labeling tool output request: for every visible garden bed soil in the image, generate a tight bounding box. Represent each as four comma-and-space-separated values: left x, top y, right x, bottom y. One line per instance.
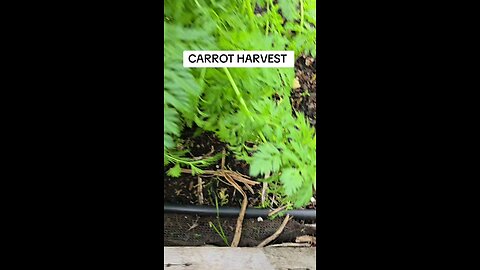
163, 128, 316, 210
164, 55, 316, 210
292, 55, 316, 127
163, 127, 264, 207
164, 213, 316, 247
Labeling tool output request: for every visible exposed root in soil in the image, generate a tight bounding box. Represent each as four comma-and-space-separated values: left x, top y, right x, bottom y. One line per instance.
221, 150, 246, 247
180, 168, 259, 187
231, 191, 248, 247
178, 149, 261, 247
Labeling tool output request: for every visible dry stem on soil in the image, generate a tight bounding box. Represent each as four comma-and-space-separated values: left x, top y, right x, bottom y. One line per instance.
178, 149, 259, 247
257, 214, 292, 247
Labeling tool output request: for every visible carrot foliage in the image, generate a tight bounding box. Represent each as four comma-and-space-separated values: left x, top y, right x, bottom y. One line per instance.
164, 0, 316, 208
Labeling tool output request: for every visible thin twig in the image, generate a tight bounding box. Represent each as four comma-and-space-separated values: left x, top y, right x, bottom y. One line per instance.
261, 172, 270, 205
180, 168, 260, 186
221, 148, 226, 170
231, 193, 248, 247
223, 171, 243, 195
268, 205, 287, 217
230, 170, 251, 179
261, 182, 268, 205
223, 171, 247, 247
216, 177, 233, 187
270, 195, 278, 207
244, 183, 254, 194
266, 243, 312, 248
187, 216, 201, 231
180, 168, 218, 175
197, 176, 204, 205
229, 172, 259, 185
192, 146, 215, 160
257, 214, 292, 247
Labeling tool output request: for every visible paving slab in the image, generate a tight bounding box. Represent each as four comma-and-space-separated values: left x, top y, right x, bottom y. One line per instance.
164, 247, 316, 270
264, 247, 317, 269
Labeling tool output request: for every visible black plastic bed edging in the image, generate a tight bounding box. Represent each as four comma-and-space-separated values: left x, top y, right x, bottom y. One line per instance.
164, 204, 316, 221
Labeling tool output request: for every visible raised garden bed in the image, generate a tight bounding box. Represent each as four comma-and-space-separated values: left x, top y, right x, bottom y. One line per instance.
164, 0, 317, 247
164, 55, 316, 247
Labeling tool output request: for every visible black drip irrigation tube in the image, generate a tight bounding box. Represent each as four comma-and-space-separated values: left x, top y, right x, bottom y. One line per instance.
164, 204, 316, 221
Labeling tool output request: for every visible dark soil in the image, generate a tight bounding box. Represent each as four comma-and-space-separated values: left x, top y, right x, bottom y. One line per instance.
164, 213, 316, 247
163, 126, 316, 210
291, 55, 317, 127
164, 127, 264, 208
